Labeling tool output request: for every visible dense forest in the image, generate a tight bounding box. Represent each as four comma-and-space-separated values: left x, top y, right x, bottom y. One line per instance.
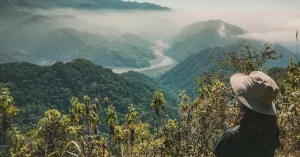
0, 59, 177, 131
0, 45, 299, 156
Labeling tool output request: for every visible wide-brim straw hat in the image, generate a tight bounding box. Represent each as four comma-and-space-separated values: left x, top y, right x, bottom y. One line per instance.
230, 71, 279, 115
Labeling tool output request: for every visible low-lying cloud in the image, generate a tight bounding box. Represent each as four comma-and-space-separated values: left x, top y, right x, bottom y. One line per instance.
10, 8, 300, 49
218, 23, 228, 38
181, 10, 300, 43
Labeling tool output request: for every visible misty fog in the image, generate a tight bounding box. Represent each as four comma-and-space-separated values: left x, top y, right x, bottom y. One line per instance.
1, 8, 299, 52
40, 9, 299, 47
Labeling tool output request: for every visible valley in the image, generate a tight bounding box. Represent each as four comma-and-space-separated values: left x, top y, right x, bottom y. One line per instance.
0, 1, 299, 156
111, 40, 177, 76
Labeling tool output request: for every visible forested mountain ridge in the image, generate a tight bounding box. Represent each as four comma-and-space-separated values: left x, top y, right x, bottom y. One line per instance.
0, 15, 156, 68
0, 0, 38, 8
0, 59, 177, 128
162, 47, 224, 93
122, 71, 178, 106
162, 41, 296, 93
0, 0, 170, 10
165, 19, 247, 61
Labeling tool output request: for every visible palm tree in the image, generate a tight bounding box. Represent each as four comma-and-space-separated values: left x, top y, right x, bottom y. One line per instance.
151, 90, 166, 134
106, 105, 118, 137
151, 90, 166, 116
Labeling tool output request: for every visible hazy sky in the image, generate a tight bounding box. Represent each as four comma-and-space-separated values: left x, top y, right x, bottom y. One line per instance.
131, 0, 300, 11
35, 1, 300, 50
126, 0, 300, 48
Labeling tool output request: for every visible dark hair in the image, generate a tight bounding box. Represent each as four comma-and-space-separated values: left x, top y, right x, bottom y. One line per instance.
239, 105, 278, 130
239, 105, 280, 152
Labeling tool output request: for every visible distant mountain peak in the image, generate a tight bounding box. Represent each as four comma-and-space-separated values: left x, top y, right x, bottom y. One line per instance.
192, 19, 225, 25
19, 15, 57, 26
165, 20, 248, 61
2, 0, 171, 10
0, 0, 38, 8
70, 58, 95, 65
185, 19, 247, 36
27, 15, 52, 21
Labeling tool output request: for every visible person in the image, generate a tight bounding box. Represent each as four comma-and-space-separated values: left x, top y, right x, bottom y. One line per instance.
213, 71, 281, 157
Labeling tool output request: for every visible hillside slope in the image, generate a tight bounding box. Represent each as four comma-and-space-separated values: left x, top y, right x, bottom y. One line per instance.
162, 47, 224, 92
166, 20, 247, 61
122, 71, 178, 106
0, 8, 32, 31
0, 15, 155, 68
0, 59, 177, 124
162, 41, 296, 93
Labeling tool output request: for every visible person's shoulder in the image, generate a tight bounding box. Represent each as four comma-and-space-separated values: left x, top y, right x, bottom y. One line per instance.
221, 125, 240, 138
213, 125, 240, 156
226, 125, 240, 135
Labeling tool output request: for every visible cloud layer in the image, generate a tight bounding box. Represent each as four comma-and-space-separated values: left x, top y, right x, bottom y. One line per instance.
29, 8, 300, 51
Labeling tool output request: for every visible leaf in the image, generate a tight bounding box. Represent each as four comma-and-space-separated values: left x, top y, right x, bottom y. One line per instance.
65, 151, 79, 157
7, 106, 19, 116
47, 151, 59, 157
61, 141, 84, 157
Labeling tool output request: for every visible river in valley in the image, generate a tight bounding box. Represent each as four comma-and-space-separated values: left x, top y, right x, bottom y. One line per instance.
111, 40, 176, 75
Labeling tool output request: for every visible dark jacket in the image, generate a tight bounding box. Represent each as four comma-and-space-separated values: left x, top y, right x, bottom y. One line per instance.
213, 125, 280, 157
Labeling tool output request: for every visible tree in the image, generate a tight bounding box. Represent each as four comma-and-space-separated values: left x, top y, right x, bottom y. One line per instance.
276, 58, 300, 156
151, 90, 166, 116
124, 104, 139, 145
3, 44, 299, 156
216, 43, 282, 74
0, 83, 19, 156
106, 105, 119, 137
0, 83, 19, 132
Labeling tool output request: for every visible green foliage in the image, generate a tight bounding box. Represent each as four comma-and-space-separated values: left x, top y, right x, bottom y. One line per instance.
2, 44, 300, 156
70, 97, 85, 125
125, 104, 140, 145
0, 83, 19, 118
7, 96, 108, 157
217, 43, 282, 74
275, 58, 300, 156
106, 105, 119, 137
151, 90, 166, 116
0, 83, 19, 156
125, 104, 140, 127
0, 59, 177, 129
162, 47, 224, 93
162, 42, 295, 94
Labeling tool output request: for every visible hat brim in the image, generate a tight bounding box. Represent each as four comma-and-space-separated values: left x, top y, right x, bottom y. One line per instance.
230, 73, 276, 115
237, 95, 276, 115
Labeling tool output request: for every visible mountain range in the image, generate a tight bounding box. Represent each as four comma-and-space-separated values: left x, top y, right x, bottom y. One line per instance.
165, 20, 247, 61
162, 40, 296, 93
1, 10, 298, 135
0, 0, 170, 10
1, 11, 297, 94
161, 20, 296, 92
0, 14, 156, 68
165, 19, 296, 64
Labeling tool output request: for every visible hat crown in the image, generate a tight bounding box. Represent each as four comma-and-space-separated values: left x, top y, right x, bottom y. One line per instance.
243, 71, 279, 103
230, 71, 278, 115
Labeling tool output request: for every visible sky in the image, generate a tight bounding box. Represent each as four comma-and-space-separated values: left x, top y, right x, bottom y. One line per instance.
127, 0, 300, 51
34, 1, 300, 51
131, 0, 300, 11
